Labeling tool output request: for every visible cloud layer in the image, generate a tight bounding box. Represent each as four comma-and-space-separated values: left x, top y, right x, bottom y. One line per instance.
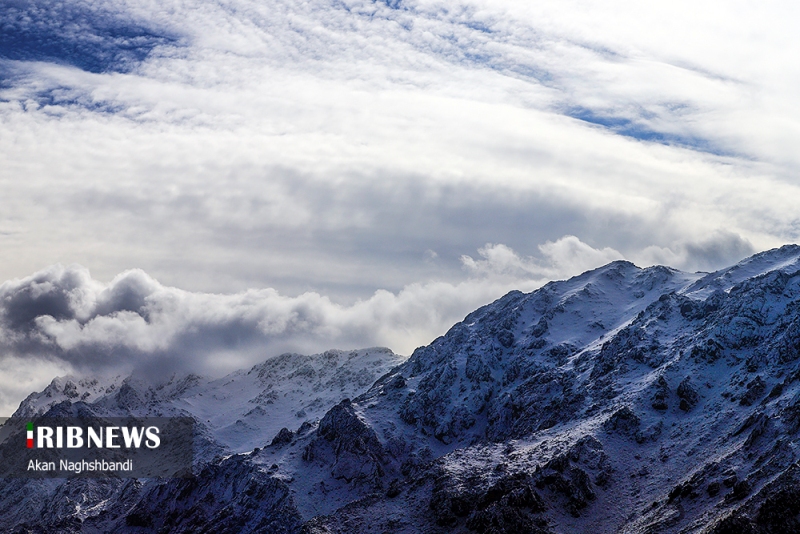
1, 1, 794, 295
0, 0, 795, 408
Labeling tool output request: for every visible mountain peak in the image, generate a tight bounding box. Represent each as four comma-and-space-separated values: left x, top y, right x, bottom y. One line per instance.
683, 243, 800, 298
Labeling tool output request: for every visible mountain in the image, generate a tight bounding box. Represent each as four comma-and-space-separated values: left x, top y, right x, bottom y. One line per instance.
5, 245, 800, 533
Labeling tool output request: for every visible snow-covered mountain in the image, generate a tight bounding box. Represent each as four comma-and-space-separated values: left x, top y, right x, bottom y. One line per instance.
13, 347, 403, 453
5, 245, 800, 533
0, 347, 403, 532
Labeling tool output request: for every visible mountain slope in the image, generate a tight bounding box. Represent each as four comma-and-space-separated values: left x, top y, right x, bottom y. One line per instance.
269, 245, 800, 533
13, 347, 404, 453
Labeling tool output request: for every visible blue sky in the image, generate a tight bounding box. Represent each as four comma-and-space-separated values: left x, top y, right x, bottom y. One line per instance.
1, 0, 799, 411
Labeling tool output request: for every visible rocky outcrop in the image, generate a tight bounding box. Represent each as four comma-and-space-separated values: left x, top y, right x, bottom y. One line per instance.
302, 399, 389, 488
270, 427, 294, 447
677, 376, 699, 411
651, 375, 670, 410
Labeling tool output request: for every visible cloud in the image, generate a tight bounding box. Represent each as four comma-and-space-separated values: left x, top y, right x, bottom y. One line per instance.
0, 0, 795, 296
0, 356, 73, 418
0, 260, 514, 375
1, 0, 799, 409
537, 237, 626, 277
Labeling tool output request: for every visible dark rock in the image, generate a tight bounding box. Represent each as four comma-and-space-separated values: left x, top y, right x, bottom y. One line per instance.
303, 399, 387, 487
481, 473, 546, 512
465, 504, 551, 534
677, 377, 699, 411
731, 480, 751, 500
528, 338, 548, 350
63, 381, 79, 399
603, 406, 641, 438
711, 514, 758, 534
121, 455, 302, 534
430, 474, 480, 527
387, 375, 406, 389
651, 376, 670, 411
270, 428, 294, 447
466, 353, 492, 383
534, 439, 608, 518
531, 318, 549, 338
386, 479, 402, 498
497, 330, 515, 348
690, 338, 723, 363
125, 512, 152, 527
723, 474, 738, 488
740, 376, 767, 406
768, 382, 784, 399
296, 421, 314, 435
755, 487, 800, 533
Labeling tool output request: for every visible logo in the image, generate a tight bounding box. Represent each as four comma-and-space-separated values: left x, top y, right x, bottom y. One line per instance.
1, 417, 194, 478
26, 423, 160, 449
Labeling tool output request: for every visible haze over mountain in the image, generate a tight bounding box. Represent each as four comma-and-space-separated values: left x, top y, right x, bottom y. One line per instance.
4, 245, 800, 533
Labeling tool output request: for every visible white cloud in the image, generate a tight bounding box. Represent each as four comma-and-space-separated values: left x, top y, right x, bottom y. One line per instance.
538, 237, 626, 276
461, 237, 624, 281
0, 356, 74, 417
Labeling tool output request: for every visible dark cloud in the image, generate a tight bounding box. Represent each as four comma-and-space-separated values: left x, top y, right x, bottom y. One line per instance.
1, 267, 87, 331
634, 231, 757, 274
92, 272, 157, 324
683, 231, 755, 272
40, 167, 657, 300
0, 266, 295, 370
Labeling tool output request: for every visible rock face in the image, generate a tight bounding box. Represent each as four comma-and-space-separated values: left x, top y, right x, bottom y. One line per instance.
302, 399, 390, 488
6, 245, 800, 533
650, 375, 670, 410
677, 376, 699, 411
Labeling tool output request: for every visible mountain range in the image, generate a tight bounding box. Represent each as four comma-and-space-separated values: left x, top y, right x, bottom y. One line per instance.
4, 245, 800, 533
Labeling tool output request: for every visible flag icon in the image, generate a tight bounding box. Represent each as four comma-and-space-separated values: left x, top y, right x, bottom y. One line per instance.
26, 422, 33, 449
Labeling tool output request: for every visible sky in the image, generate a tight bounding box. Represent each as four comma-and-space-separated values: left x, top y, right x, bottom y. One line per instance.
1, 0, 799, 413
